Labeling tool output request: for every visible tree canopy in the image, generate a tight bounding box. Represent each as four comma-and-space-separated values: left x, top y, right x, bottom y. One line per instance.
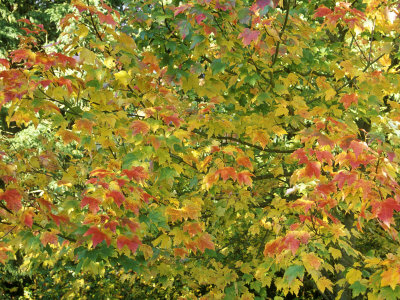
1, 0, 400, 298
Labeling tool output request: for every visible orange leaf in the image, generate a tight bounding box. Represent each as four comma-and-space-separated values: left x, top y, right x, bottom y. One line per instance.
196, 233, 214, 253
41, 232, 58, 246
381, 268, 400, 290
305, 161, 321, 178
237, 171, 254, 186
340, 93, 358, 109
183, 222, 203, 237
215, 167, 237, 182
236, 156, 253, 170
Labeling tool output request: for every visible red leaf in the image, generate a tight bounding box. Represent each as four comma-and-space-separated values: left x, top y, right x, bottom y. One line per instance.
340, 93, 358, 109
0, 189, 22, 211
117, 235, 141, 253
96, 11, 117, 26
215, 167, 237, 182
106, 190, 125, 208
239, 28, 260, 46
0, 59, 10, 69
292, 148, 308, 164
237, 171, 254, 186
196, 233, 215, 253
104, 220, 118, 233
256, 0, 273, 10
84, 227, 111, 248
122, 166, 148, 182
122, 218, 140, 233
51, 53, 77, 67
314, 5, 332, 18
316, 182, 336, 197
131, 120, 150, 135
372, 198, 400, 227
49, 213, 69, 226
305, 161, 321, 178
81, 196, 101, 213
315, 150, 334, 165
195, 13, 206, 25
22, 210, 34, 228
284, 233, 300, 255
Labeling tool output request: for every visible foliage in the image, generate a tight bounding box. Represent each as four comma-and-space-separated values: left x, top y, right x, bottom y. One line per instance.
1, 0, 400, 298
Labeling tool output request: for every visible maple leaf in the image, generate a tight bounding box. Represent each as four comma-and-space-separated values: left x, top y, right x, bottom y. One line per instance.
196, 233, 215, 253
381, 268, 400, 290
314, 5, 332, 18
256, 0, 273, 10
305, 161, 321, 178
174, 247, 188, 258
239, 28, 260, 46
292, 148, 309, 164
372, 197, 400, 227
340, 93, 358, 109
236, 156, 253, 170
122, 166, 148, 182
0, 189, 22, 211
183, 222, 203, 237
81, 196, 101, 213
49, 213, 69, 226
302, 253, 321, 272
316, 182, 336, 197
56, 129, 81, 144
166, 207, 183, 223
215, 167, 237, 182
117, 235, 141, 253
106, 190, 125, 208
0, 59, 10, 69
195, 13, 206, 25
131, 120, 150, 135
237, 171, 254, 186
40, 232, 58, 246
84, 227, 111, 248
284, 233, 301, 255
96, 11, 117, 26
333, 171, 357, 189
349, 140, 367, 158
22, 210, 34, 228
162, 113, 182, 127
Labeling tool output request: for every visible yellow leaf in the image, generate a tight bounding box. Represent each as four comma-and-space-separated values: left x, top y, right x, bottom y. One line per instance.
328, 247, 342, 259
346, 268, 362, 284
325, 88, 336, 101
76, 24, 89, 39
104, 56, 115, 69
316, 277, 333, 293
80, 48, 96, 65
275, 105, 289, 116
114, 70, 131, 87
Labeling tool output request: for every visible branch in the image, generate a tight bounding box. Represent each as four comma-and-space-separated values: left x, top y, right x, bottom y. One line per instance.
271, 0, 291, 66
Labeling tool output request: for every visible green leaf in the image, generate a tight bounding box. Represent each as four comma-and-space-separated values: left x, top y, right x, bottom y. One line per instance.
284, 265, 305, 284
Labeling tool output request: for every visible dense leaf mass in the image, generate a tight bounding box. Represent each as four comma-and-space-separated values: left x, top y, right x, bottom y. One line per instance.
1, 0, 400, 298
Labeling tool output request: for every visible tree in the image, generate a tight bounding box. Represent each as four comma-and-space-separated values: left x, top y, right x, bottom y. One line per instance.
1, 0, 400, 298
